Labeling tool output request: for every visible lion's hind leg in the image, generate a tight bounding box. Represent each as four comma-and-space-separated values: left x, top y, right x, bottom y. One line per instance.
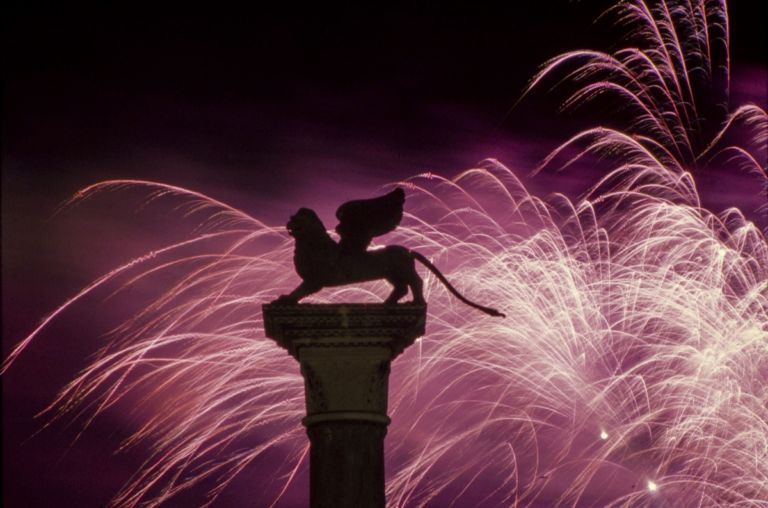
407, 270, 425, 305
385, 279, 408, 304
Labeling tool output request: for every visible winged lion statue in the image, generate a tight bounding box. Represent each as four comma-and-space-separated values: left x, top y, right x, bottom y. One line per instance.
273, 188, 504, 317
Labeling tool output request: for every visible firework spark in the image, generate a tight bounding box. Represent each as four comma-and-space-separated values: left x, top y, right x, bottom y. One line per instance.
4, 1, 767, 507
522, 0, 766, 226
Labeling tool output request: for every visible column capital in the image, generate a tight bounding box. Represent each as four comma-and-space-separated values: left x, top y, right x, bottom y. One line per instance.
262, 303, 426, 359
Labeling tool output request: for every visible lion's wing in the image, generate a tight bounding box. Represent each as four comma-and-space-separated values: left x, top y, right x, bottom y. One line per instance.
335, 187, 405, 254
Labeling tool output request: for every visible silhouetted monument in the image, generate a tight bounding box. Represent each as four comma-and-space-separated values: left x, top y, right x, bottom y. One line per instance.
263, 188, 503, 507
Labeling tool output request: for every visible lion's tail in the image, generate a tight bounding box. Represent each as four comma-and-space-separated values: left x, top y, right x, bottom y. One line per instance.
411, 251, 505, 318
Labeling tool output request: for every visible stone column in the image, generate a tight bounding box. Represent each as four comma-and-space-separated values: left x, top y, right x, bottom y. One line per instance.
262, 303, 426, 508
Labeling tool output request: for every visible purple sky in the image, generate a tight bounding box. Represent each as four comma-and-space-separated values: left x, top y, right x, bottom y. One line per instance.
3, 2, 766, 506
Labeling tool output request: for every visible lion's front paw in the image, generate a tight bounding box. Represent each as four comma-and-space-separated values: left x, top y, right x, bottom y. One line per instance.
272, 295, 297, 305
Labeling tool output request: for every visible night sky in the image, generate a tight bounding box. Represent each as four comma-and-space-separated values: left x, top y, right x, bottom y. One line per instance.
3, 1, 766, 506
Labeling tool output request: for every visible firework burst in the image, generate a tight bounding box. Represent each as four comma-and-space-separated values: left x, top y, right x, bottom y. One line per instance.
522, 0, 766, 220
4, 1, 767, 507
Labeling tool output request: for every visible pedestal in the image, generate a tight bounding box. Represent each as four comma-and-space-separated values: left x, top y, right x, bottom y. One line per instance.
262, 303, 426, 508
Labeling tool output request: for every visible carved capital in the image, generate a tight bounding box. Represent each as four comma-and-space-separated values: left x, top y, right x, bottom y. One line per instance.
262, 303, 426, 425
263, 303, 426, 358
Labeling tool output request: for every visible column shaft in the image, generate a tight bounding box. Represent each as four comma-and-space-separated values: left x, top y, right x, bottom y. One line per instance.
307, 422, 387, 508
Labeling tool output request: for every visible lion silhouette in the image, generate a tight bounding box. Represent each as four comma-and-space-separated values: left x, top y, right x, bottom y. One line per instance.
273, 188, 504, 318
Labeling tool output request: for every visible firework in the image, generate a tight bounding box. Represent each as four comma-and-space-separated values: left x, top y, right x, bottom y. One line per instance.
522, 0, 766, 226
4, 1, 767, 507
5, 161, 766, 506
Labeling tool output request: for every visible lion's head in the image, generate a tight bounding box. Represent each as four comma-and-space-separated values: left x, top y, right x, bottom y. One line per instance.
286, 208, 328, 239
